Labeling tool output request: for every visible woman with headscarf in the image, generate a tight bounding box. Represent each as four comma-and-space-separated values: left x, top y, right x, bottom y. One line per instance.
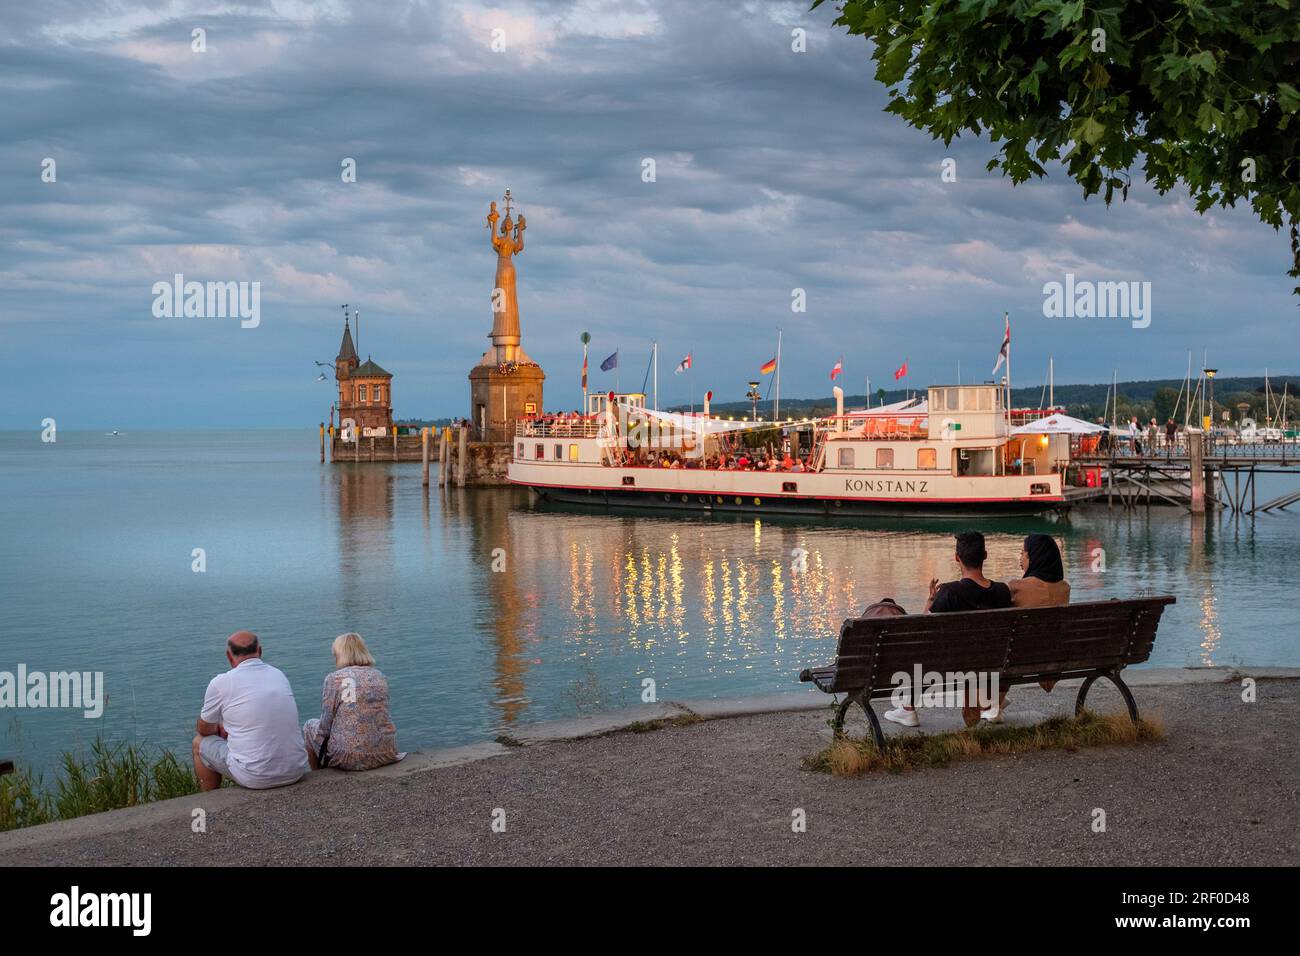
1008, 534, 1071, 608
1004, 534, 1071, 706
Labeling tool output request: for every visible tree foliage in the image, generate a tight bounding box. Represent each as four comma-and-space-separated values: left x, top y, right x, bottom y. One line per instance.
817, 0, 1300, 292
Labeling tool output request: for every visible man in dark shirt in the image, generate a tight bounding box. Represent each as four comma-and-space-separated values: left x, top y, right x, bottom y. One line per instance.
885, 532, 1011, 728
925, 531, 1012, 613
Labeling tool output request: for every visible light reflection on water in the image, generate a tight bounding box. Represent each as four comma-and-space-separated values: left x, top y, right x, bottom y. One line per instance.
1, 429, 1297, 772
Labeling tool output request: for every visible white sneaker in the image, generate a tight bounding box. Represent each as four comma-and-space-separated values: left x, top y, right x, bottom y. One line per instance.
979, 705, 1004, 723
884, 706, 920, 727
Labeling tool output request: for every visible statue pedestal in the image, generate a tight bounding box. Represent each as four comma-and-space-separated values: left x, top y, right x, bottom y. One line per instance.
468, 363, 545, 444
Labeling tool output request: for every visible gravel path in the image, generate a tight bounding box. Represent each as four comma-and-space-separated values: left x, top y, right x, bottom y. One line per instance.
3, 676, 1296, 866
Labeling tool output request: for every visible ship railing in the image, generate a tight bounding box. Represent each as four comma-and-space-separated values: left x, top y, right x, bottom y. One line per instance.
821, 415, 929, 440
515, 418, 603, 438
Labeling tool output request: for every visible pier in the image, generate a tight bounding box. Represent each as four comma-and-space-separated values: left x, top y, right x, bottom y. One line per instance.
1075, 435, 1300, 515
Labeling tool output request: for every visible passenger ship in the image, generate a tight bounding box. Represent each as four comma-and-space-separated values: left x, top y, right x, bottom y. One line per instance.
507, 383, 1085, 518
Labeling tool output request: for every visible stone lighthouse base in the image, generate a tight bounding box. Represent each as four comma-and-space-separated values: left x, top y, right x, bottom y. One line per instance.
468, 363, 545, 445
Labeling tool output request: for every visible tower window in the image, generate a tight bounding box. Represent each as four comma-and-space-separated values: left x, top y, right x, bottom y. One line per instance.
358, 384, 368, 402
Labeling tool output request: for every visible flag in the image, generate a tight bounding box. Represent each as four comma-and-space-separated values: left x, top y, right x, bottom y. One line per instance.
760, 357, 777, 375
992, 314, 1010, 376
830, 359, 843, 381
674, 353, 691, 374
581, 351, 588, 389
894, 362, 908, 381
600, 350, 618, 372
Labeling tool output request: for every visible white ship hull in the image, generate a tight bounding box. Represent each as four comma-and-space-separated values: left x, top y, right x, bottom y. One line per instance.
509, 461, 1065, 518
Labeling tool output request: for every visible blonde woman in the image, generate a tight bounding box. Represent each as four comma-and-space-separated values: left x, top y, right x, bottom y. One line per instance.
303, 633, 401, 771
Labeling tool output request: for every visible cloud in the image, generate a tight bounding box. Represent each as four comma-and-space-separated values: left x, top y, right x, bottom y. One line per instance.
0, 0, 1292, 427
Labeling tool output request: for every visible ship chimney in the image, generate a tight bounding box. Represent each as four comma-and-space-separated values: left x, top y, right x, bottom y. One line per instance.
833, 386, 844, 431
704, 390, 712, 417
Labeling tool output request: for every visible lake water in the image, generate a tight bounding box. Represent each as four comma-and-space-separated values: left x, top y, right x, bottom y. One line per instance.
2, 429, 1297, 774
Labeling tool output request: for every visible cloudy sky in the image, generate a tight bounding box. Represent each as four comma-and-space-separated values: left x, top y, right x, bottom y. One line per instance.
2, 0, 1293, 427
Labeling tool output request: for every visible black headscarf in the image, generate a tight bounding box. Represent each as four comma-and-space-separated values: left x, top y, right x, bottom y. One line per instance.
1023, 534, 1064, 583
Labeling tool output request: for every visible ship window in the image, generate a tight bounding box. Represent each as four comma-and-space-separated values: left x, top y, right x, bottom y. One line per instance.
837, 447, 854, 468
534, 444, 545, 460
569, 444, 579, 462
554, 444, 563, 460
782, 482, 797, 493
931, 391, 943, 411
977, 389, 992, 411
876, 448, 894, 468
516, 443, 524, 458
945, 388, 959, 410
917, 447, 937, 469
622, 475, 635, 486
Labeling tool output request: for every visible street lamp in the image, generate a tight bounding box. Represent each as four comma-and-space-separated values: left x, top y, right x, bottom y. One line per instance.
1204, 368, 1217, 446
746, 381, 761, 422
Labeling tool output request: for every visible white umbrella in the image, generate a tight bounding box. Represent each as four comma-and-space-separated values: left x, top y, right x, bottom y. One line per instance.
1012, 414, 1108, 435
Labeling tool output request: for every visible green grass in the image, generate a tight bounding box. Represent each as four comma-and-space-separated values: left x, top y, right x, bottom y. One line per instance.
803, 710, 1165, 777
0, 737, 200, 833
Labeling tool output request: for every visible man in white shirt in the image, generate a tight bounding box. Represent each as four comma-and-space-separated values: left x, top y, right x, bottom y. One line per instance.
192, 631, 308, 791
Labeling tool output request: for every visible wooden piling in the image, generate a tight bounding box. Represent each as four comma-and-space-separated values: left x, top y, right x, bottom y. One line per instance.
319, 423, 325, 463
392, 426, 398, 462
456, 425, 468, 486
421, 427, 430, 487
1188, 429, 1205, 513
438, 427, 449, 487
369, 435, 375, 461
354, 428, 360, 462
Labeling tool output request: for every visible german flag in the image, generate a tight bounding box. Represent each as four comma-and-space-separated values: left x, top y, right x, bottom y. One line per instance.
760, 357, 777, 375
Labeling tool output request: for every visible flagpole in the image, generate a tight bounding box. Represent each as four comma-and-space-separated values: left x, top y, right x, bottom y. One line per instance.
1004, 312, 1011, 437
774, 329, 782, 421
865, 376, 870, 409
653, 341, 658, 411
582, 341, 589, 413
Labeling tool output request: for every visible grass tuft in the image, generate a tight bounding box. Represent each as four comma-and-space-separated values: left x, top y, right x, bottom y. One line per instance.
803, 709, 1164, 777
622, 713, 704, 734
1, 737, 199, 833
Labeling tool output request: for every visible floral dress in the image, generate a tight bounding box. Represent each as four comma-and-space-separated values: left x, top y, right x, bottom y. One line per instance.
302, 666, 399, 771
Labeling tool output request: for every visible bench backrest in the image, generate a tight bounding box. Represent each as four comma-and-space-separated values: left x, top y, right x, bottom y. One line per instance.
825, 596, 1175, 694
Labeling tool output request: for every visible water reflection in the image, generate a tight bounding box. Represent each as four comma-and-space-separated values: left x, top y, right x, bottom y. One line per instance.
325, 470, 1295, 741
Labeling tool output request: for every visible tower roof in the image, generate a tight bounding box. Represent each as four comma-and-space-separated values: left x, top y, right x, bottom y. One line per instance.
337, 321, 358, 364
353, 358, 391, 378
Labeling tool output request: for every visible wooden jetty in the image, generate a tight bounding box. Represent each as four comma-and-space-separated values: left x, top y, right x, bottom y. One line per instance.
1075, 431, 1300, 515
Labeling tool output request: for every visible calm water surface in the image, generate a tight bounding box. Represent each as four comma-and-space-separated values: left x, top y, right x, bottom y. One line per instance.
3, 430, 1298, 772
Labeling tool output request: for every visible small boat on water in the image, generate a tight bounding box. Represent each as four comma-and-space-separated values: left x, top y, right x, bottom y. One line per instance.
508, 383, 1098, 518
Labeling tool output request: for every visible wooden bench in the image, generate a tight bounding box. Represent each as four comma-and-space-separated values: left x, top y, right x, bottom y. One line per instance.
799, 596, 1176, 748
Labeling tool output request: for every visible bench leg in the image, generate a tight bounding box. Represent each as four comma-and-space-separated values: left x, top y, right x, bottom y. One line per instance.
1075, 671, 1140, 724
832, 696, 852, 737
858, 698, 886, 750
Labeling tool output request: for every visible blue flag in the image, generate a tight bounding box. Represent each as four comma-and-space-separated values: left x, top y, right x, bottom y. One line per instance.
600, 350, 618, 372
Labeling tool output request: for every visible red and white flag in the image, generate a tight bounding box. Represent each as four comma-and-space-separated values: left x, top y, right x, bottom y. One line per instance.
894, 361, 908, 381
674, 353, 692, 374
830, 359, 843, 381
992, 314, 1010, 376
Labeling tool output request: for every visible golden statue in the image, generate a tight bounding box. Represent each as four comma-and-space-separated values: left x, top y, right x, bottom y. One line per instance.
486, 190, 526, 362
